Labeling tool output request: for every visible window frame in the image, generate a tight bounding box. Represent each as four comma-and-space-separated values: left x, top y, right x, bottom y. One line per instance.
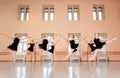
93, 5, 105, 21
18, 5, 29, 21
68, 5, 79, 21
42, 5, 54, 21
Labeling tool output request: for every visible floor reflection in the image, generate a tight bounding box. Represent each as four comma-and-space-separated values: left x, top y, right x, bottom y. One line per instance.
87, 61, 109, 78
40, 61, 53, 78
15, 62, 26, 78
96, 61, 109, 78
0, 61, 119, 78
68, 61, 80, 78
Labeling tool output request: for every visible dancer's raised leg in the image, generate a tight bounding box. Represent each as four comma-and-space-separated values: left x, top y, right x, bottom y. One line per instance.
106, 37, 117, 44
0, 48, 9, 52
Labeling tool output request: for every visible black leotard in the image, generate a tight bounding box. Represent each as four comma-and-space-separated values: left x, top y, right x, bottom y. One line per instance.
88, 43, 96, 52
94, 38, 106, 49
48, 46, 55, 54
70, 40, 79, 53
38, 39, 48, 51
28, 43, 35, 52
70, 40, 79, 49
8, 37, 20, 51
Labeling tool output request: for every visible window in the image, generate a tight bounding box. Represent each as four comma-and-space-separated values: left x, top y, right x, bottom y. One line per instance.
19, 6, 29, 21
17, 34, 27, 55
68, 5, 79, 21
43, 5, 54, 21
93, 5, 105, 21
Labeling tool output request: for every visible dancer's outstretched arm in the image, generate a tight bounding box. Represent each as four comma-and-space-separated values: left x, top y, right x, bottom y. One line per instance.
54, 40, 59, 46
77, 37, 87, 41
98, 36, 108, 42
0, 33, 13, 39
82, 37, 89, 43
99, 36, 117, 42
84, 30, 94, 39
35, 39, 43, 44
59, 34, 68, 43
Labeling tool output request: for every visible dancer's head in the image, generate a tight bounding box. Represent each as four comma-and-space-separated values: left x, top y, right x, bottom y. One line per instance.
71, 35, 75, 39
31, 40, 34, 43
95, 33, 99, 38
15, 33, 19, 37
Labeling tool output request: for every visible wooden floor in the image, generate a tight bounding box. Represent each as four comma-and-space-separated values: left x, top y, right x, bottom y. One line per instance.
0, 61, 120, 78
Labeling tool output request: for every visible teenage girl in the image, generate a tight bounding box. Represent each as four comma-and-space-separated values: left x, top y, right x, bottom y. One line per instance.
26, 39, 36, 62
84, 31, 117, 60
0, 33, 30, 62
59, 34, 80, 59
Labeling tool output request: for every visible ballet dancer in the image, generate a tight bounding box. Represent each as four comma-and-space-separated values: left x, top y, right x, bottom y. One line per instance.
26, 39, 35, 62
59, 34, 80, 59
82, 37, 96, 52
47, 39, 59, 61
37, 35, 52, 60
38, 35, 49, 52
38, 35, 58, 60
91, 37, 117, 60
84, 31, 117, 60
0, 33, 30, 62
84, 31, 108, 49
82, 37, 98, 60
